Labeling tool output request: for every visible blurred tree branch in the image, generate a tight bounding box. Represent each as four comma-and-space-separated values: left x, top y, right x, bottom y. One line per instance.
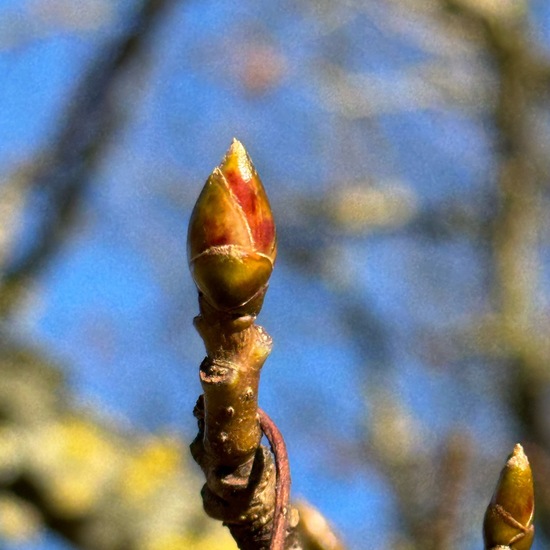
0, 0, 176, 318
441, 0, 550, 542
286, 1, 550, 547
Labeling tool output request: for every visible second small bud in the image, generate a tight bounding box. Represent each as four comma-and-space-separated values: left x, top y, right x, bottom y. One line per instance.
483, 444, 535, 550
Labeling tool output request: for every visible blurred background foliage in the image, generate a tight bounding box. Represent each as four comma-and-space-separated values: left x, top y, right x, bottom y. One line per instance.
0, 0, 549, 549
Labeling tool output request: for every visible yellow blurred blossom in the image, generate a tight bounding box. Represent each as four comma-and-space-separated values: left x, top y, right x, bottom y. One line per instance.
27, 416, 119, 516
142, 529, 237, 550
118, 437, 182, 501
0, 427, 20, 478
0, 494, 41, 541
326, 183, 417, 234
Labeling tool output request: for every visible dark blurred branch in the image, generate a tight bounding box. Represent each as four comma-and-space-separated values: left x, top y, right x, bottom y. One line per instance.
0, 336, 208, 550
6, 475, 90, 548
431, 432, 471, 550
0, 339, 94, 548
0, 0, 177, 547
442, 0, 550, 543
0, 0, 176, 318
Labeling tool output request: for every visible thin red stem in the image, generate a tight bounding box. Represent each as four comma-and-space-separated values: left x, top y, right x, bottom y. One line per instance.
258, 408, 291, 550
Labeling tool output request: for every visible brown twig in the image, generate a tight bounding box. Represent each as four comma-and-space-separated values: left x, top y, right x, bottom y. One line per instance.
188, 141, 301, 549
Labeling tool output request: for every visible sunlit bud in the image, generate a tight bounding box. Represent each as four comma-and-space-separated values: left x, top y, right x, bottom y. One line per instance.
188, 139, 277, 313
483, 444, 534, 550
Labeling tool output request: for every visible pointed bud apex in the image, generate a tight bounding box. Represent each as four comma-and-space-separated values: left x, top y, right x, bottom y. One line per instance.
483, 444, 535, 550
188, 139, 277, 313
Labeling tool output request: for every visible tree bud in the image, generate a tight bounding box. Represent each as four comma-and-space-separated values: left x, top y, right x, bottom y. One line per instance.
188, 139, 277, 313
483, 444, 534, 550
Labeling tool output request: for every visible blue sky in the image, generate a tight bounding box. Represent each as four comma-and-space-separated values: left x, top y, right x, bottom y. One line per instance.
1, 1, 548, 548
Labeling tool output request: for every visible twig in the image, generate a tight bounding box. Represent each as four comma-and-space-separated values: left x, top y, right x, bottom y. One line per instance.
188, 140, 301, 549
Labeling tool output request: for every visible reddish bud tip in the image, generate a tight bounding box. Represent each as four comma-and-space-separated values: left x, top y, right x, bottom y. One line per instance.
188, 139, 277, 313
483, 444, 535, 550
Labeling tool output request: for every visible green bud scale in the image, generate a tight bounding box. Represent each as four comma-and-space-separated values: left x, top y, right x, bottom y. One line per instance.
188, 139, 277, 315
483, 444, 535, 550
